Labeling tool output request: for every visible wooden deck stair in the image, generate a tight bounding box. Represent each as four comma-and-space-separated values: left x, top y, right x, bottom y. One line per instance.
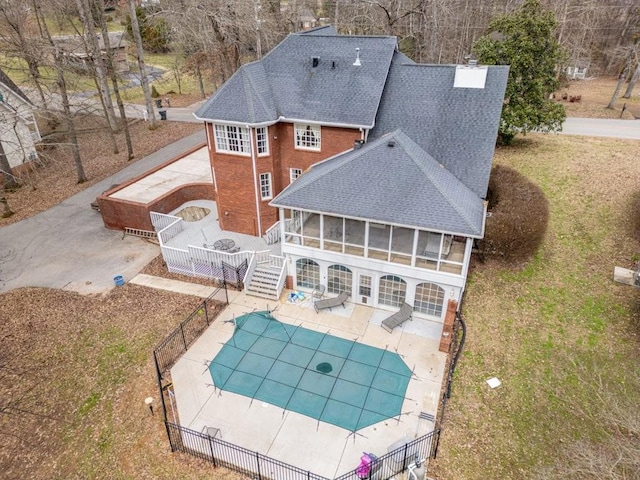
246, 264, 282, 300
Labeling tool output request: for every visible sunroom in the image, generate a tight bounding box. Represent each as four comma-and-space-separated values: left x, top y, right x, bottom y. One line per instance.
282, 209, 467, 275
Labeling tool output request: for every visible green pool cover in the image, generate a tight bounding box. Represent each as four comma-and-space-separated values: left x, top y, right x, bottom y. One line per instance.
209, 311, 413, 432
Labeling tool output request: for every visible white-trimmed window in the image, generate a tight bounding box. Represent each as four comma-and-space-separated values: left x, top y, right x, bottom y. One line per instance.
378, 275, 407, 308
414, 282, 445, 317
295, 123, 321, 151
214, 125, 250, 154
290, 168, 302, 183
328, 264, 352, 295
296, 258, 320, 289
259, 172, 272, 200
255, 127, 269, 156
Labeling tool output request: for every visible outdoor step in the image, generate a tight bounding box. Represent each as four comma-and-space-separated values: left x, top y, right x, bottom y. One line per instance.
252, 270, 280, 280
251, 277, 279, 287
248, 284, 277, 294
246, 285, 279, 300
253, 267, 281, 276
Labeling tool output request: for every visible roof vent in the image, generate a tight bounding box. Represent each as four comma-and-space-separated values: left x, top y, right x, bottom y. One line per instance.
353, 48, 361, 67
312, 57, 320, 68
387, 140, 395, 147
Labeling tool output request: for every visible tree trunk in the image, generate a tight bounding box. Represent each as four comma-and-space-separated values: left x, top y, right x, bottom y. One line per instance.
195, 58, 205, 99
128, 0, 157, 129
0, 187, 14, 218
607, 70, 628, 109
0, 140, 19, 191
95, 0, 134, 160
622, 63, 639, 98
34, 0, 87, 183
76, 0, 118, 133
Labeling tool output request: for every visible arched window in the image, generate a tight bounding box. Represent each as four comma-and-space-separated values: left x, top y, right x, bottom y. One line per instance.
414, 283, 445, 317
378, 275, 406, 307
296, 258, 320, 289
327, 265, 352, 295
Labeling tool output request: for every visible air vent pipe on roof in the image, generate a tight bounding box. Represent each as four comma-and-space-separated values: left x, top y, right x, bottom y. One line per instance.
387, 140, 395, 147
312, 57, 320, 68
353, 48, 361, 66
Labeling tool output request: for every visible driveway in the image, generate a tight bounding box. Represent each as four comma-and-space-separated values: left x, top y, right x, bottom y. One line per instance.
0, 130, 205, 295
561, 117, 640, 140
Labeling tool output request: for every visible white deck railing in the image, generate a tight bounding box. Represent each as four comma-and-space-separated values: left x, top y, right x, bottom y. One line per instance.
263, 221, 281, 245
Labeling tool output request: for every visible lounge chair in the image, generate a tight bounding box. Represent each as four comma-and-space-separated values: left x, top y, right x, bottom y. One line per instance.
314, 291, 348, 313
381, 303, 413, 332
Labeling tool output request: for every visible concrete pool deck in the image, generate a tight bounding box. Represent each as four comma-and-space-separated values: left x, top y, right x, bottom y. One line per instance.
171, 290, 446, 478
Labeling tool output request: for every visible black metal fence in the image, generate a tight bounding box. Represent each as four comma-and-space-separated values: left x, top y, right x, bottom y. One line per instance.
154, 286, 228, 377
152, 285, 443, 480
165, 420, 440, 480
222, 259, 248, 289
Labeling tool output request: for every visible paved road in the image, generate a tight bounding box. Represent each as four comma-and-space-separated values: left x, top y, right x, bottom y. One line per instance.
0, 130, 205, 295
561, 117, 640, 139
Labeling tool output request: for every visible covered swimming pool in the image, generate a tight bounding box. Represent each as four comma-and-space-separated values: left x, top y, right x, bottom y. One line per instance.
208, 311, 413, 432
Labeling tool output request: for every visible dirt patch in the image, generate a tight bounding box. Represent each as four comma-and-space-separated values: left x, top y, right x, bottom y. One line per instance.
554, 76, 640, 119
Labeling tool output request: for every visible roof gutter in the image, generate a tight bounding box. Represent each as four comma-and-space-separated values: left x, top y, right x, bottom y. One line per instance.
192, 113, 374, 131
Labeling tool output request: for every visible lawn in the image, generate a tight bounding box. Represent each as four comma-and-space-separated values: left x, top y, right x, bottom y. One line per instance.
432, 134, 640, 479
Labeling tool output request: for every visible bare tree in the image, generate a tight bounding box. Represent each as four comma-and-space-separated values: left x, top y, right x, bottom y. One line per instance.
74, 0, 118, 134
0, 138, 18, 192
0, 2, 49, 108
607, 40, 638, 109
127, 0, 157, 129
34, 0, 87, 183
93, 0, 134, 160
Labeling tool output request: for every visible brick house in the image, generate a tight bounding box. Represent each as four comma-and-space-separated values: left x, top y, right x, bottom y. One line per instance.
194, 26, 508, 322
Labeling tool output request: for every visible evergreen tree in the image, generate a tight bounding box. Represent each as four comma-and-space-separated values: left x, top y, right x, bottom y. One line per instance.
473, 0, 566, 145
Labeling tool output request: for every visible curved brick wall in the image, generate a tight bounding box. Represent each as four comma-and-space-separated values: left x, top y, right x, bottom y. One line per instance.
98, 183, 216, 231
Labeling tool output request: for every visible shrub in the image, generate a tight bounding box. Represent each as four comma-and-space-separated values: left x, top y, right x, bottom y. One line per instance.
481, 164, 549, 264
150, 85, 160, 98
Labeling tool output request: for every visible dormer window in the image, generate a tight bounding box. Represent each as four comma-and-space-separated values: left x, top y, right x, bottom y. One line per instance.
295, 123, 321, 151
214, 124, 250, 155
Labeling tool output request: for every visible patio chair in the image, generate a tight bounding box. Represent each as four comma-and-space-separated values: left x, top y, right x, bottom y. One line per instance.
381, 302, 413, 333
314, 291, 348, 313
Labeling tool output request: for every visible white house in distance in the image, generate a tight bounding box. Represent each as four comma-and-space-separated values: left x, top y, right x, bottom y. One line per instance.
0, 68, 41, 173
193, 27, 509, 331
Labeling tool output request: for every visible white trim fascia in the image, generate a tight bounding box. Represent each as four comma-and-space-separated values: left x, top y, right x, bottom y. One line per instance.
193, 114, 373, 131
193, 114, 280, 128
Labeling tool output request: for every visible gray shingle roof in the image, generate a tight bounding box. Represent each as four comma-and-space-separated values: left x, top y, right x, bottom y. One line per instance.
370, 60, 509, 198
271, 130, 486, 237
0, 68, 31, 105
195, 33, 398, 127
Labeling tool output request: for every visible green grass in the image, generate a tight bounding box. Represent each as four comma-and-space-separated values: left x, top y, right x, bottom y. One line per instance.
435, 134, 640, 479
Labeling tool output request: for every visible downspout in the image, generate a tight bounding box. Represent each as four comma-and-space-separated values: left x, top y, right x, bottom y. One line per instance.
249, 125, 262, 236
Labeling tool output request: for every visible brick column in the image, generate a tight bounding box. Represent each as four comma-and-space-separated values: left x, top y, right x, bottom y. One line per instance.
439, 299, 458, 353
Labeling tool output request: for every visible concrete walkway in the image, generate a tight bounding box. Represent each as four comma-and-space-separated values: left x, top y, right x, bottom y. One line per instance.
130, 273, 219, 298
0, 130, 205, 295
